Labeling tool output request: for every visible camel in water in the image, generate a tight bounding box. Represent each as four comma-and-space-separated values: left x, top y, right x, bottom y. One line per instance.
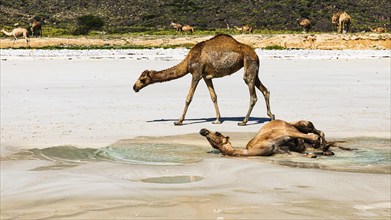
133, 34, 274, 126
332, 11, 351, 34
200, 119, 334, 157
1, 27, 30, 46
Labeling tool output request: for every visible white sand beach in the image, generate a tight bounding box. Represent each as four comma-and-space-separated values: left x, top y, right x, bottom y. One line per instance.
1, 49, 390, 219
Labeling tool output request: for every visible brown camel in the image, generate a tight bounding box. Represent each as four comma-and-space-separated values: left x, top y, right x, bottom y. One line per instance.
1, 27, 30, 46
133, 34, 274, 126
332, 11, 351, 34
369, 25, 386, 33
200, 119, 334, 157
297, 18, 311, 33
31, 20, 43, 37
170, 22, 183, 32
170, 22, 195, 34
234, 25, 254, 34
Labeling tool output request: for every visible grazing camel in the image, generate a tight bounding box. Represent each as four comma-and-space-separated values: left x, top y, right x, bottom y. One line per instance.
31, 20, 43, 37
297, 18, 311, 33
200, 119, 334, 157
1, 27, 30, 46
170, 22, 195, 34
234, 25, 254, 34
369, 25, 386, 33
170, 22, 183, 32
332, 11, 351, 34
133, 34, 274, 126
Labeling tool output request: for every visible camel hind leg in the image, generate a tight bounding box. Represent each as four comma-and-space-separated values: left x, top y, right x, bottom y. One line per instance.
289, 120, 327, 150
255, 75, 274, 120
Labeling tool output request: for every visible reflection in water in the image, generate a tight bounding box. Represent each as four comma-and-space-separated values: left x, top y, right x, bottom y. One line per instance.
7, 137, 390, 174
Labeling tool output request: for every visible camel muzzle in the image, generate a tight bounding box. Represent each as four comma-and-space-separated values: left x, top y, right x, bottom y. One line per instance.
133, 85, 140, 93
199, 129, 210, 136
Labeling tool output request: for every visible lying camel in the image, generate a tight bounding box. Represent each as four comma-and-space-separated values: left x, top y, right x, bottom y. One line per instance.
1, 27, 30, 46
200, 119, 334, 157
133, 34, 274, 126
170, 22, 195, 34
369, 25, 386, 33
234, 25, 254, 34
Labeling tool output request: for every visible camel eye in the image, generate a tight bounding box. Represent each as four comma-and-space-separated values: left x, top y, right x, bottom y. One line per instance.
140, 78, 146, 83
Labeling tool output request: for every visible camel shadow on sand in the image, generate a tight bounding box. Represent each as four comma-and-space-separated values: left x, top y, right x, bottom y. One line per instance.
147, 117, 271, 126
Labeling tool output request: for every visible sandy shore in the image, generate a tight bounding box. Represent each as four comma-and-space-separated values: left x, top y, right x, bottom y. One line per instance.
1, 49, 390, 219
1, 33, 391, 49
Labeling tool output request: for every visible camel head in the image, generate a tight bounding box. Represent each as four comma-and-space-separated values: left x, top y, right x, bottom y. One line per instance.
331, 13, 340, 24
199, 128, 231, 150
133, 70, 155, 92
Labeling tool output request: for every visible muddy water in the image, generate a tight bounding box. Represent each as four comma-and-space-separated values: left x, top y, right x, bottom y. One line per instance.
15, 137, 390, 174
2, 137, 390, 219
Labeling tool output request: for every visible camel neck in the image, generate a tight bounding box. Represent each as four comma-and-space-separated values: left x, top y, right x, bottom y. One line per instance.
1, 30, 12, 36
150, 59, 189, 83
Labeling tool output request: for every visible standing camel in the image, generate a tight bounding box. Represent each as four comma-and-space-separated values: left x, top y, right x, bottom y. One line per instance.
170, 22, 183, 32
31, 20, 43, 37
181, 25, 195, 34
234, 25, 254, 34
200, 119, 334, 157
332, 11, 351, 33
297, 18, 311, 33
1, 27, 30, 46
133, 34, 274, 126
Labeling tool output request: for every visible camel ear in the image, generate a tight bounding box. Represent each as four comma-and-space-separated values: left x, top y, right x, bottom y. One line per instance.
226, 136, 230, 140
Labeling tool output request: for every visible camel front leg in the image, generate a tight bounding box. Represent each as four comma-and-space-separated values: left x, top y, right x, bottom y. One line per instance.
174, 77, 200, 126
239, 82, 257, 126
203, 78, 221, 124
285, 131, 320, 145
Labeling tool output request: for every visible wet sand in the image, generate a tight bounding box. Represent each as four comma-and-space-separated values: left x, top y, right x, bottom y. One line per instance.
1, 50, 390, 219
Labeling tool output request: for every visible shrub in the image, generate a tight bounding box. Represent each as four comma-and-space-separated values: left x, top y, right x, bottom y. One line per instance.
74, 15, 104, 35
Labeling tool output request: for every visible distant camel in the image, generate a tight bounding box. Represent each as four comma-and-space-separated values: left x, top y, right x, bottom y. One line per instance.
234, 25, 254, 34
31, 20, 43, 37
1, 27, 30, 46
200, 119, 334, 157
332, 11, 351, 33
170, 22, 182, 32
297, 18, 311, 33
369, 25, 386, 33
170, 22, 195, 34
181, 25, 195, 34
133, 34, 274, 126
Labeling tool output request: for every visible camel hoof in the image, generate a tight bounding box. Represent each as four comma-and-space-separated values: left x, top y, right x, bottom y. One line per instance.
174, 121, 183, 126
270, 114, 275, 120
212, 120, 221, 124
238, 122, 247, 126
305, 153, 317, 158
322, 151, 334, 156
